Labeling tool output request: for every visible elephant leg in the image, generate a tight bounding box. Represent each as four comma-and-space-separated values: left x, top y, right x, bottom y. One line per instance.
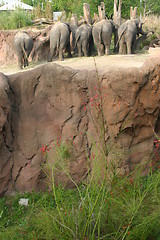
48, 47, 55, 62
119, 40, 125, 54
77, 42, 82, 57
105, 45, 110, 55
59, 48, 64, 61
82, 41, 88, 57
66, 43, 72, 58
18, 56, 23, 69
126, 41, 132, 54
97, 44, 104, 56
24, 58, 28, 68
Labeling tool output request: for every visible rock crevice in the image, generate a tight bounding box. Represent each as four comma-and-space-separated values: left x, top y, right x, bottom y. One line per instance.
0, 58, 160, 195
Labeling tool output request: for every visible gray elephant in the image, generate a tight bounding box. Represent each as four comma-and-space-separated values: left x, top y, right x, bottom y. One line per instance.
13, 32, 33, 69
92, 19, 116, 56
75, 24, 93, 57
117, 19, 147, 54
48, 22, 76, 61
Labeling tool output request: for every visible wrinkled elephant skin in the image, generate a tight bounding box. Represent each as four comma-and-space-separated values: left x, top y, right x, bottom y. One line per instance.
75, 24, 93, 57
13, 32, 33, 69
49, 22, 72, 61
92, 19, 116, 56
118, 19, 147, 54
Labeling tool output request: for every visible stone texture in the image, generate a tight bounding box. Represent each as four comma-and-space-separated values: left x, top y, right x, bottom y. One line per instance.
0, 57, 160, 196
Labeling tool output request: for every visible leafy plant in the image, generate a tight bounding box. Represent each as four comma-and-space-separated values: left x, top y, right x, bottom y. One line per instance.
0, 9, 32, 30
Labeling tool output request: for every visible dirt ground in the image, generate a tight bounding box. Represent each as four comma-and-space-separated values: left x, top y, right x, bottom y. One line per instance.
0, 52, 155, 75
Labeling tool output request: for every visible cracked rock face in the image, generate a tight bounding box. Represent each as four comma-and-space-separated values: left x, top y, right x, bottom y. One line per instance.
0, 58, 160, 196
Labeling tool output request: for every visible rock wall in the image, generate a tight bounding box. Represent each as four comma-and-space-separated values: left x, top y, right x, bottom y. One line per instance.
0, 58, 160, 196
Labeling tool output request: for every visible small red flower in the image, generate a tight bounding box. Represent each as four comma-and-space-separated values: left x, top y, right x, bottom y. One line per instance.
89, 97, 94, 102
84, 106, 86, 112
40, 145, 47, 154
95, 94, 98, 99
130, 179, 134, 185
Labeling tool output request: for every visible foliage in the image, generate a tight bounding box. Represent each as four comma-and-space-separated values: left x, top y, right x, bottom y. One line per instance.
0, 9, 33, 30
1, 164, 160, 239
0, 1, 159, 29
33, 2, 44, 19
44, 0, 53, 20
21, 0, 160, 19
143, 15, 160, 34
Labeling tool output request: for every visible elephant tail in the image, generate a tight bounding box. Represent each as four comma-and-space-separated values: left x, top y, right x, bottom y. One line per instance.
75, 30, 80, 45
98, 29, 103, 44
57, 32, 61, 50
116, 26, 127, 47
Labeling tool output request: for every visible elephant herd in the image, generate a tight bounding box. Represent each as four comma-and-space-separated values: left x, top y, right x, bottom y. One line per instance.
13, 18, 147, 69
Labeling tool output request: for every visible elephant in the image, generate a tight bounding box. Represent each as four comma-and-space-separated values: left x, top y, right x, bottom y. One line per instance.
75, 24, 93, 57
117, 19, 147, 54
48, 22, 76, 61
13, 32, 33, 69
92, 19, 116, 56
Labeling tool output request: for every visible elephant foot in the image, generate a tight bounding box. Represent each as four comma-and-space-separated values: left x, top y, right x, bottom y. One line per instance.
47, 59, 52, 62
105, 51, 110, 55
98, 52, 103, 57
67, 53, 72, 58
18, 65, 23, 70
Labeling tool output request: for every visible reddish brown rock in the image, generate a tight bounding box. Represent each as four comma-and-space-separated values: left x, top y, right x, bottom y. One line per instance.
0, 57, 160, 196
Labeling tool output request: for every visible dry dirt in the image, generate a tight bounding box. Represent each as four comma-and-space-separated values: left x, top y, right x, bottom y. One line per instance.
0, 52, 153, 75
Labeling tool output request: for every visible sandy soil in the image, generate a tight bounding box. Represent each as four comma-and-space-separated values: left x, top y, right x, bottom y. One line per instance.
0, 52, 153, 75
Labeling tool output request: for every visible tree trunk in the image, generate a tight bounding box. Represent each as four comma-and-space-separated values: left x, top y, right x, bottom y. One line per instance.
113, 0, 121, 26
83, 3, 92, 25
113, 0, 122, 52
92, 13, 99, 24
70, 14, 78, 26
130, 6, 137, 20
98, 2, 106, 20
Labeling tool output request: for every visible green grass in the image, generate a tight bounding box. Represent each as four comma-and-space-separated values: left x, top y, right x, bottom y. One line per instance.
1, 168, 160, 240
1, 60, 160, 240
0, 9, 33, 30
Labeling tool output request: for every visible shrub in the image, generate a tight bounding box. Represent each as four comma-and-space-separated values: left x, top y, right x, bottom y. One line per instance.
0, 9, 33, 30
143, 15, 160, 35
